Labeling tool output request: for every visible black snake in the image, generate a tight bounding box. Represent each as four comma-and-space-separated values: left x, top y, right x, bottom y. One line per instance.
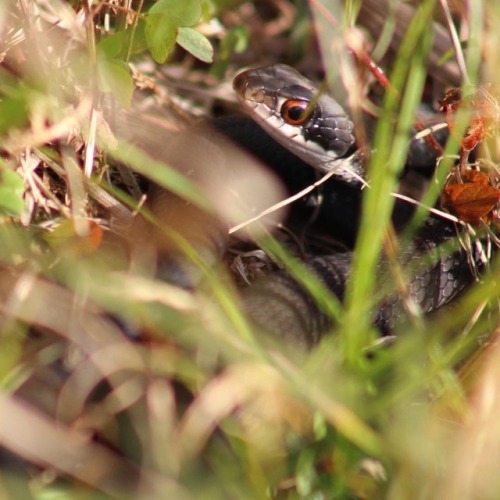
215, 64, 498, 348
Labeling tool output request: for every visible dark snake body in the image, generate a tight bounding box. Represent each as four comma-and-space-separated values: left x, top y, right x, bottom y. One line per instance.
221, 65, 496, 347
240, 218, 487, 347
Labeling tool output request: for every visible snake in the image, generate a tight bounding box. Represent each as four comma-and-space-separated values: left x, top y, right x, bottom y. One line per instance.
218, 64, 497, 348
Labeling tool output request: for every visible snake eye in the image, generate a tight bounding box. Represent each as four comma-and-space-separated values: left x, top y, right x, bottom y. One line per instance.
280, 99, 310, 125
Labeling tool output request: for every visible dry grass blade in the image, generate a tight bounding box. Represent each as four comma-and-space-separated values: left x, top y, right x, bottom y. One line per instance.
178, 363, 293, 464
435, 327, 500, 498
0, 392, 189, 499
0, 271, 132, 352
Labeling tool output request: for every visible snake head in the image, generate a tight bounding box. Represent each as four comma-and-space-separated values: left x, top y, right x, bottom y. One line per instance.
233, 64, 357, 175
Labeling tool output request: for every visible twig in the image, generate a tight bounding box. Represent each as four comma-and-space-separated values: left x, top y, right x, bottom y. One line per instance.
438, 0, 470, 84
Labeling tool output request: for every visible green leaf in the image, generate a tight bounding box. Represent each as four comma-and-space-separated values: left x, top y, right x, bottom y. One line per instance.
123, 21, 149, 59
145, 0, 203, 63
220, 25, 248, 59
97, 32, 125, 59
0, 170, 25, 215
145, 15, 177, 63
177, 27, 213, 63
149, 0, 202, 26
0, 97, 29, 134
202, 0, 245, 14
97, 57, 134, 108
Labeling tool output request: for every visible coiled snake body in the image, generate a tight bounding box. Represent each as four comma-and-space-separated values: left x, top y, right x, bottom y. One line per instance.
224, 64, 496, 347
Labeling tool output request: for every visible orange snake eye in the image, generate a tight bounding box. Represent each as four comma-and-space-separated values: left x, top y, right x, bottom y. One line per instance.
280, 99, 311, 125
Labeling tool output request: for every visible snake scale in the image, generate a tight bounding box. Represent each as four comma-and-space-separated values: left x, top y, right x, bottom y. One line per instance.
212, 64, 497, 348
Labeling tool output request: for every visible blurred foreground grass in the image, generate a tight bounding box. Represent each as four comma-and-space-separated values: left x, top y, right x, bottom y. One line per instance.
0, 1, 498, 499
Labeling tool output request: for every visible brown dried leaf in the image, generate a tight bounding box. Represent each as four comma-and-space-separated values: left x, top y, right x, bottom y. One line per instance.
442, 170, 500, 224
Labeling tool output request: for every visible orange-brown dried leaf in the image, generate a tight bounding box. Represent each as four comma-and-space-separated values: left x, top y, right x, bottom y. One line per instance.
442, 171, 500, 224
44, 219, 104, 256
462, 117, 485, 151
462, 170, 492, 185
439, 88, 462, 114
86, 221, 104, 252
439, 88, 494, 153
